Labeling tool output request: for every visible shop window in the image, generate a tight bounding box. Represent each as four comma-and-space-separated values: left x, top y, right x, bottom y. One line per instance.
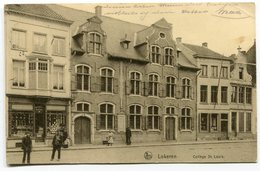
9, 111, 33, 137
47, 111, 66, 136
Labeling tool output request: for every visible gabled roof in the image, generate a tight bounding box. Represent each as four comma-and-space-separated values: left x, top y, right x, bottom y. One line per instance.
5, 4, 73, 24
152, 18, 172, 29
183, 43, 231, 61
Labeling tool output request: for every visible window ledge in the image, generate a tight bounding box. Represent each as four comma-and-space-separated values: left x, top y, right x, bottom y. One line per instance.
199, 102, 209, 105
52, 89, 66, 92
147, 129, 161, 133
74, 90, 91, 93
11, 48, 27, 52
131, 129, 144, 132
164, 65, 174, 68
52, 54, 66, 57
88, 53, 103, 57
200, 76, 208, 78
129, 94, 142, 97
100, 92, 115, 95
148, 95, 160, 98
97, 130, 116, 133
32, 51, 48, 55
165, 97, 176, 100
180, 129, 192, 133
181, 98, 192, 101
12, 86, 26, 89
151, 63, 162, 66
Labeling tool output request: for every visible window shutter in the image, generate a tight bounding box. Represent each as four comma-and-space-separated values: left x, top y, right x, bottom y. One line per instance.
113, 78, 119, 94
191, 117, 194, 131
125, 81, 131, 95
143, 82, 149, 96
199, 113, 201, 132
178, 116, 181, 131
159, 83, 166, 98
96, 114, 100, 130
190, 87, 194, 100
159, 116, 163, 131
114, 115, 118, 131
142, 115, 146, 130
127, 115, 130, 128
101, 36, 106, 56
71, 73, 77, 91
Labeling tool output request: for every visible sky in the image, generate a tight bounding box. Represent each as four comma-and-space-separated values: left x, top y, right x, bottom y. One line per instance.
62, 3, 255, 57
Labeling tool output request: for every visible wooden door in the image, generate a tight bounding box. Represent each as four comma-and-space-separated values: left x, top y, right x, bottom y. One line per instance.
74, 117, 91, 144
166, 117, 175, 140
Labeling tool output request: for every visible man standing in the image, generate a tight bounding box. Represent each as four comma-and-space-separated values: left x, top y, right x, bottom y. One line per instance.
22, 132, 32, 164
51, 131, 62, 161
126, 127, 132, 145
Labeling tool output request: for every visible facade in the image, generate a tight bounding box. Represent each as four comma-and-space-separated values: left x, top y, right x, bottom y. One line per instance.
5, 4, 256, 148
5, 5, 72, 147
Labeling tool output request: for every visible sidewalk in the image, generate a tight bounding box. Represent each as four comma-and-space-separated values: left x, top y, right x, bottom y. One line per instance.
7, 139, 256, 153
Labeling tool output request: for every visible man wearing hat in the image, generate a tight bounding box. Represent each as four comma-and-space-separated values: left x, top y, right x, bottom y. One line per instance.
22, 131, 32, 164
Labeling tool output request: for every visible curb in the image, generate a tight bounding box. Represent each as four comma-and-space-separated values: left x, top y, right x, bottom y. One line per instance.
7, 139, 256, 153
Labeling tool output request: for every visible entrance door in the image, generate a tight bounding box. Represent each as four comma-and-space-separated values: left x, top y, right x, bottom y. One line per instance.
74, 117, 91, 144
166, 117, 175, 140
35, 105, 45, 142
220, 114, 228, 140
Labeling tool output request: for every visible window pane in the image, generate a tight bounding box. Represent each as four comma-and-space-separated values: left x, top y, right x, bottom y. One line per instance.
201, 113, 208, 131
83, 104, 89, 111
100, 104, 106, 113
100, 115, 106, 129
154, 116, 159, 129
130, 115, 135, 129
107, 115, 113, 129
211, 114, 218, 131
107, 104, 113, 113
148, 116, 153, 129
246, 113, 251, 132
77, 104, 82, 111
136, 115, 141, 129
77, 75, 82, 90
239, 112, 244, 132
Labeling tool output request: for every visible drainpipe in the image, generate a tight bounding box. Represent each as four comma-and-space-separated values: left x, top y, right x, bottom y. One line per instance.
195, 70, 201, 141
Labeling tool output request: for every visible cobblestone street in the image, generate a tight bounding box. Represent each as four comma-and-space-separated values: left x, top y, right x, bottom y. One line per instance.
6, 141, 257, 165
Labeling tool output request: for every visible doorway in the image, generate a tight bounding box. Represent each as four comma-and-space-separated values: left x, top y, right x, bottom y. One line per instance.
35, 105, 45, 142
74, 117, 91, 144
165, 117, 176, 140
220, 113, 228, 140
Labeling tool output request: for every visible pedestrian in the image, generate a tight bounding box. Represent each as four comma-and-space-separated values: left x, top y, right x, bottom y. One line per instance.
107, 130, 114, 146
126, 127, 132, 145
51, 131, 62, 161
21, 132, 32, 164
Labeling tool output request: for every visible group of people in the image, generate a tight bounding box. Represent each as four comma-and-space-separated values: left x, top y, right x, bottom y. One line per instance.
21, 126, 132, 164
21, 124, 68, 164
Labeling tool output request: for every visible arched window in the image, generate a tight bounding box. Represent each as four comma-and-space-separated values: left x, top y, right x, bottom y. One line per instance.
181, 108, 192, 130
148, 106, 160, 130
166, 76, 176, 98
130, 72, 141, 95
76, 102, 90, 112
76, 65, 90, 91
148, 74, 159, 96
164, 48, 174, 66
151, 45, 160, 64
100, 68, 114, 93
182, 78, 191, 99
129, 105, 142, 129
89, 32, 102, 54
99, 103, 114, 130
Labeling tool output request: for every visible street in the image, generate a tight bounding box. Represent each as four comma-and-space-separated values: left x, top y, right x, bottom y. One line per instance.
6, 141, 257, 165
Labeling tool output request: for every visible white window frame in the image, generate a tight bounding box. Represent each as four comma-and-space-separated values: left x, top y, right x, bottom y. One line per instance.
75, 102, 91, 112
89, 32, 102, 55
11, 29, 27, 50
12, 60, 25, 88
129, 104, 142, 130
99, 102, 115, 130
76, 64, 91, 92
129, 71, 142, 95
52, 36, 66, 56
52, 65, 64, 91
148, 73, 159, 97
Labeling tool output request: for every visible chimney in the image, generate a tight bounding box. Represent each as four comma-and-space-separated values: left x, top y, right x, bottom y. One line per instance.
176, 37, 182, 43
202, 42, 208, 48
95, 6, 102, 17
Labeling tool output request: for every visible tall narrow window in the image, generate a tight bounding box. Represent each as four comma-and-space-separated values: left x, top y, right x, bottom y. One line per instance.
239, 112, 244, 132
52, 37, 65, 56
148, 106, 160, 130
33, 33, 47, 53
76, 65, 90, 91
181, 108, 192, 130
211, 86, 218, 103
220, 66, 228, 78
211, 66, 218, 78
246, 88, 252, 104
164, 48, 173, 66
129, 105, 142, 129
200, 113, 208, 131
239, 67, 244, 79
12, 29, 26, 50
246, 113, 251, 132
89, 33, 102, 54
231, 112, 237, 132
101, 68, 113, 93
166, 76, 176, 98
151, 46, 160, 64
100, 103, 114, 130
182, 78, 191, 99
200, 85, 208, 103
37, 59, 48, 89
130, 72, 141, 95
53, 65, 64, 90
238, 87, 245, 103
201, 65, 208, 77
148, 74, 159, 96
211, 114, 218, 131
221, 86, 228, 103
231, 86, 237, 103
13, 61, 25, 87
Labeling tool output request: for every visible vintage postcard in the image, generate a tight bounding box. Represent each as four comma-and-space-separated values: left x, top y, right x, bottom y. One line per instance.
4, 2, 256, 165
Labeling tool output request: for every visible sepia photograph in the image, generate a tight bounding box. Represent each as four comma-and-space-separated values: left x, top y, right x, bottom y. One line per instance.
3, 1, 257, 166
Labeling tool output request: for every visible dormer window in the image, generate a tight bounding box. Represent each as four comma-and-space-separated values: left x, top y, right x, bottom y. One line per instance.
120, 34, 131, 49
89, 32, 102, 54
151, 46, 160, 64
